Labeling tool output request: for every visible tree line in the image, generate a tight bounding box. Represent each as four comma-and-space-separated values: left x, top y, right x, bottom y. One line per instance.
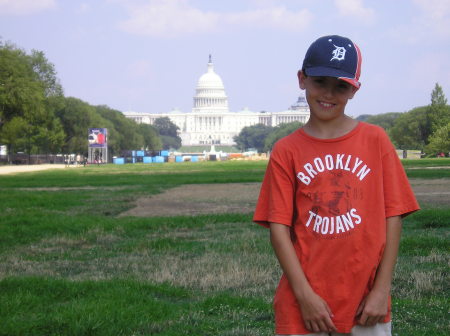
357, 83, 450, 156
0, 41, 181, 160
235, 84, 449, 157
2, 39, 447, 159
234, 122, 304, 153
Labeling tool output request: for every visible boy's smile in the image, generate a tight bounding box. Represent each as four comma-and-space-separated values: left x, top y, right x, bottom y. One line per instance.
298, 71, 357, 123
318, 101, 335, 109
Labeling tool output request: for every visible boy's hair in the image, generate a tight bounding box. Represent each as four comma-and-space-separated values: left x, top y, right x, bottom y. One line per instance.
302, 35, 362, 89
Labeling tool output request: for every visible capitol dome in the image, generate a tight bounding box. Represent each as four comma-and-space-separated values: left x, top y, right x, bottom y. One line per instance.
197, 64, 224, 89
193, 55, 228, 112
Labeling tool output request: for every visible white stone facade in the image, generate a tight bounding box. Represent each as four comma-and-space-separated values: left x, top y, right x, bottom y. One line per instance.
123, 57, 310, 146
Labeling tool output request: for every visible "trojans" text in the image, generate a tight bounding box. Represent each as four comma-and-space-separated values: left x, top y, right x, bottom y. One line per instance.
306, 208, 362, 235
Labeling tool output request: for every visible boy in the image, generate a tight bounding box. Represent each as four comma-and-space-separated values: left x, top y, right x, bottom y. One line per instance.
253, 35, 419, 335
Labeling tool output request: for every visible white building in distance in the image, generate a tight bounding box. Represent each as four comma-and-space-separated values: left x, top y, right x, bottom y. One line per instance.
123, 56, 310, 146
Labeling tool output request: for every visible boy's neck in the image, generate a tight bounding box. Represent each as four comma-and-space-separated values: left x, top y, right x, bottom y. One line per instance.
303, 115, 359, 139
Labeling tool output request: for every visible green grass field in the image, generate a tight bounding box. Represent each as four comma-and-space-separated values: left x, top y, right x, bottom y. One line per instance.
0, 160, 448, 335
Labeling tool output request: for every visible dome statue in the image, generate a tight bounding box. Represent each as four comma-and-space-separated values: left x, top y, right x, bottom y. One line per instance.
197, 56, 225, 90
193, 55, 229, 111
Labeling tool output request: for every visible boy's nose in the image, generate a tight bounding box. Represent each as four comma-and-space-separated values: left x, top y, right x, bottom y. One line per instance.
322, 85, 334, 99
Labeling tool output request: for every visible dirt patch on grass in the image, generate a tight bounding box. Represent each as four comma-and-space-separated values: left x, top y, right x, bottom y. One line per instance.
409, 178, 450, 206
11, 186, 136, 191
0, 164, 66, 175
119, 183, 260, 217
119, 178, 450, 217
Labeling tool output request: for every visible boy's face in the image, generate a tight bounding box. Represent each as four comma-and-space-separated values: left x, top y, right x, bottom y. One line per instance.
298, 71, 358, 123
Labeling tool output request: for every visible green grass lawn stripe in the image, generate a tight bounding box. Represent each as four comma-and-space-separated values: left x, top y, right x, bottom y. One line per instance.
0, 160, 448, 335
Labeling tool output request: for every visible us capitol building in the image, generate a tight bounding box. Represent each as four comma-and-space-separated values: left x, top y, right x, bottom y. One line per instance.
123, 56, 310, 146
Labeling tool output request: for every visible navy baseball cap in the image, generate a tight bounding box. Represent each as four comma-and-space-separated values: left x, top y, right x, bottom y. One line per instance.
302, 35, 362, 89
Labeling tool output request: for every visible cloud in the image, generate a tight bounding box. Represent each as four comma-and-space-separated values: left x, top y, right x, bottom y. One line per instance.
0, 0, 56, 15
334, 0, 375, 23
414, 0, 450, 20
389, 0, 450, 44
118, 0, 312, 37
226, 7, 312, 32
412, 0, 450, 39
118, 0, 218, 37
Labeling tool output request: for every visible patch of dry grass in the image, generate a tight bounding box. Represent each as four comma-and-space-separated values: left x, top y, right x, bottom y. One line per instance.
0, 221, 279, 301
393, 247, 449, 300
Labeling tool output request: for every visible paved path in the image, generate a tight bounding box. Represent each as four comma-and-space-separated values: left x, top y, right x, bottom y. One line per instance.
0, 164, 66, 175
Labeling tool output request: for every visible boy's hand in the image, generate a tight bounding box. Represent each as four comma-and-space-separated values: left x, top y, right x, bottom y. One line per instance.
297, 290, 337, 333
269, 223, 337, 333
356, 289, 388, 326
356, 216, 402, 327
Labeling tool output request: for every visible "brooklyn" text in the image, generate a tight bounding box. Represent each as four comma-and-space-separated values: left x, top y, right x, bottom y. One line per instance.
296, 154, 371, 186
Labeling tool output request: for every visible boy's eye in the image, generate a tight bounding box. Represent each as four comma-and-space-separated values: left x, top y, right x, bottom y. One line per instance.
338, 83, 353, 92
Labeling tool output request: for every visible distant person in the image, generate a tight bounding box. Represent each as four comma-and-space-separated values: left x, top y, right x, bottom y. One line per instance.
94, 151, 100, 165
254, 35, 420, 336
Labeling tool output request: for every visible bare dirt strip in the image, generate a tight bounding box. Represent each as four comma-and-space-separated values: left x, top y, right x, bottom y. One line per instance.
0, 164, 66, 175
119, 179, 450, 217
1, 165, 448, 215
118, 183, 261, 217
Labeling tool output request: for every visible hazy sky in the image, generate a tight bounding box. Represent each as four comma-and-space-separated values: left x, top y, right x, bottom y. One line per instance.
1, 0, 449, 118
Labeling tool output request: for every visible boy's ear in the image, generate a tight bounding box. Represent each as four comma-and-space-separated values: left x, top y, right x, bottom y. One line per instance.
349, 86, 358, 99
298, 70, 306, 90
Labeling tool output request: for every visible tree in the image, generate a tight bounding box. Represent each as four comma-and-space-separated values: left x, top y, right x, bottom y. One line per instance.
56, 97, 110, 154
29, 51, 66, 154
0, 42, 65, 156
1, 117, 29, 157
233, 124, 273, 152
429, 83, 450, 133
425, 122, 450, 157
389, 84, 449, 150
153, 117, 179, 137
153, 117, 181, 149
264, 121, 303, 152
431, 83, 448, 106
95, 105, 144, 155
389, 107, 428, 150
32, 117, 66, 155
30, 49, 64, 98
365, 112, 401, 132
160, 135, 181, 150
355, 114, 371, 122
138, 123, 162, 151
0, 43, 44, 126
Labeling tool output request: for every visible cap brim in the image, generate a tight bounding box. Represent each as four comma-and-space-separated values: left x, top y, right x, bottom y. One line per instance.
338, 77, 361, 89
305, 66, 361, 89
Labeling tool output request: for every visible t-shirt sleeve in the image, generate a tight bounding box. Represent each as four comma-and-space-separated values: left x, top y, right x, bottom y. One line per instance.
253, 142, 296, 228
381, 134, 420, 218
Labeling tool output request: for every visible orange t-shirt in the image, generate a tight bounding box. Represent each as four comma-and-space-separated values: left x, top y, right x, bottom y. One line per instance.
253, 122, 419, 334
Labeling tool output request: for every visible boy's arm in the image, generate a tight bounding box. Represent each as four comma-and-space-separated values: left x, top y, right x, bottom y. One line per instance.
270, 223, 337, 333
356, 215, 402, 326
